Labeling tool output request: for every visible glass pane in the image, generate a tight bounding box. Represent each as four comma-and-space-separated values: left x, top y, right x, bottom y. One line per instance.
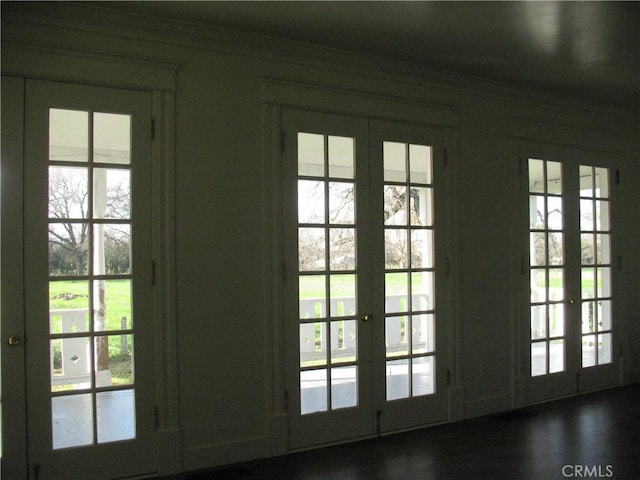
582, 301, 596, 333
597, 267, 612, 297
412, 314, 434, 354
298, 133, 324, 177
530, 269, 546, 303
529, 195, 545, 229
531, 305, 547, 339
411, 229, 433, 269
595, 200, 610, 231
49, 166, 88, 219
329, 228, 355, 271
298, 180, 325, 224
331, 366, 357, 409
530, 232, 546, 266
580, 199, 594, 231
547, 196, 563, 230
384, 185, 407, 225
409, 144, 432, 184
581, 233, 595, 265
49, 223, 89, 276
330, 274, 356, 317
49, 109, 89, 163
596, 234, 611, 264
549, 303, 564, 337
93, 113, 131, 165
93, 224, 131, 275
579, 165, 593, 196
385, 229, 407, 269
299, 275, 326, 319
548, 232, 563, 265
97, 389, 135, 443
582, 335, 596, 367
300, 322, 326, 367
331, 320, 357, 363
598, 300, 612, 331
328, 182, 355, 224
385, 272, 408, 314
581, 268, 595, 300
528, 159, 544, 193
548, 268, 564, 301
93, 168, 130, 219
409, 187, 433, 226
383, 141, 406, 182
52, 394, 93, 449
594, 167, 609, 198
50, 337, 91, 392
49, 281, 90, 334
598, 333, 612, 365
93, 279, 133, 331
386, 359, 409, 401
412, 271, 434, 310
549, 339, 564, 373
413, 356, 435, 396
546, 161, 562, 194
385, 316, 408, 357
95, 335, 133, 387
301, 369, 327, 414
298, 227, 325, 271
531, 342, 546, 376
328, 136, 354, 179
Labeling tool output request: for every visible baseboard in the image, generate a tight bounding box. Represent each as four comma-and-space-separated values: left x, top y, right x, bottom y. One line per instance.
464, 392, 513, 419
182, 436, 268, 472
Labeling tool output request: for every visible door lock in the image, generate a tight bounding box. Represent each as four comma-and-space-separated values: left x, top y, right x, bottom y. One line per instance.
7, 335, 21, 346
361, 314, 373, 322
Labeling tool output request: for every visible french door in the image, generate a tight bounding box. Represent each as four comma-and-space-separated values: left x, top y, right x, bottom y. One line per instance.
525, 151, 618, 404
283, 109, 448, 450
21, 80, 157, 479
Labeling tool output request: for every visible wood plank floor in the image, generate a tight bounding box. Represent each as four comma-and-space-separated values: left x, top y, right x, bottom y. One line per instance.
160, 384, 640, 480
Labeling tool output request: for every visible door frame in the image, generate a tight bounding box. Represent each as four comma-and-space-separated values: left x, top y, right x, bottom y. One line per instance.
513, 138, 621, 406
279, 107, 455, 450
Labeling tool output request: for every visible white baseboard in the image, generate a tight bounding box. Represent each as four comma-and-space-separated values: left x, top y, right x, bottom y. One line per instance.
182, 436, 268, 472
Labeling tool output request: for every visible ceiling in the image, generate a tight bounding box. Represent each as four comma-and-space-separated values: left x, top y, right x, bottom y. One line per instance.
100, 1, 640, 110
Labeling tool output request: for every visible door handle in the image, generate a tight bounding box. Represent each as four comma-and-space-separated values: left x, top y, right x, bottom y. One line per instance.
361, 314, 373, 322
7, 335, 21, 346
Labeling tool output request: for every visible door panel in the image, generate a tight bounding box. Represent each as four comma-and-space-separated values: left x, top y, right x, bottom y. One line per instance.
284, 110, 448, 450
23, 80, 156, 479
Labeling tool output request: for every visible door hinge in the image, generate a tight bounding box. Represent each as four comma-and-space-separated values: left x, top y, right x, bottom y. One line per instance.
284, 389, 289, 412
443, 148, 449, 167
151, 260, 157, 286
154, 405, 160, 429
615, 169, 620, 184
617, 255, 622, 271
281, 132, 285, 153
151, 118, 156, 140
281, 259, 287, 282
446, 369, 452, 386
445, 257, 450, 277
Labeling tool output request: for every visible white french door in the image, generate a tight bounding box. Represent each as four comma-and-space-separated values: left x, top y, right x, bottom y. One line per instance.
283, 109, 448, 450
524, 151, 619, 404
22, 80, 157, 479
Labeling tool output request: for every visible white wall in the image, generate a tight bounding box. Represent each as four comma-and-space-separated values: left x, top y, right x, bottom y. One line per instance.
2, 2, 639, 475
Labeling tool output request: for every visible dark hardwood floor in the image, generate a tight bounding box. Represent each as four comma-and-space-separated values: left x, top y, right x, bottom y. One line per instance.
161, 384, 640, 480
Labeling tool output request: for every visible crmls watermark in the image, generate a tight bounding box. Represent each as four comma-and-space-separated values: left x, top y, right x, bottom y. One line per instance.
562, 465, 614, 478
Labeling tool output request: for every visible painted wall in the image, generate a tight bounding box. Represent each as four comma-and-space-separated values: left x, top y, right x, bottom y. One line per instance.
2, 2, 639, 475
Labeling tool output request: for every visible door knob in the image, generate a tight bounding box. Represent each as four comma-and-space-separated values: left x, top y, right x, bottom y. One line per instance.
361, 314, 373, 322
7, 335, 21, 346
